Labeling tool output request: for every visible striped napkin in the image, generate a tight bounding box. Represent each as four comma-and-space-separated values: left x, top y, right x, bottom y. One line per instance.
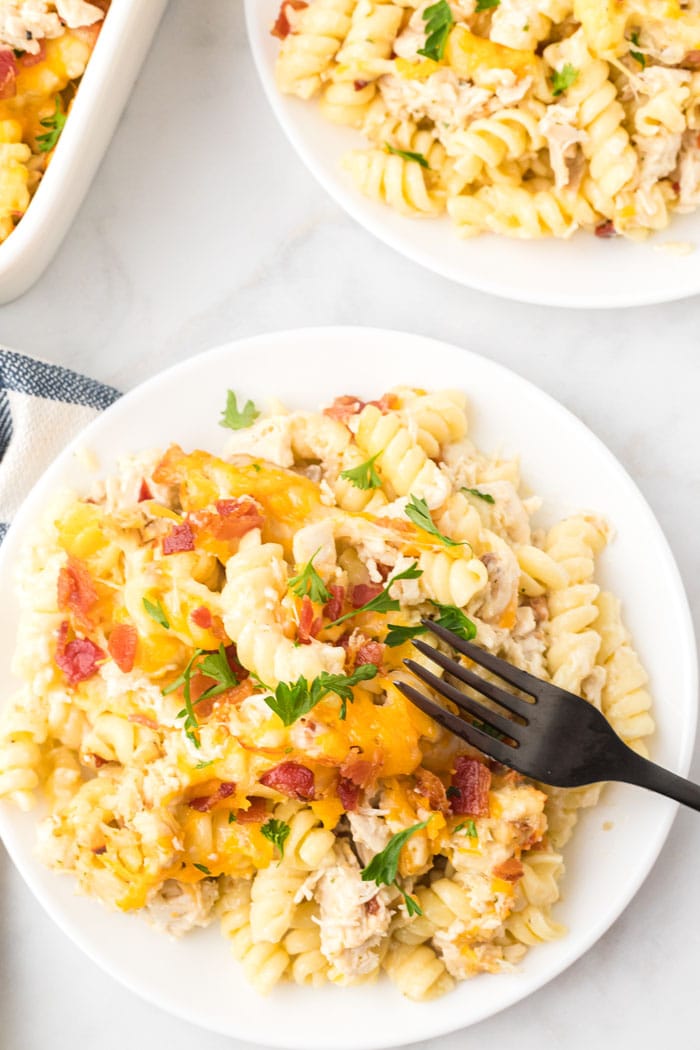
0, 349, 120, 542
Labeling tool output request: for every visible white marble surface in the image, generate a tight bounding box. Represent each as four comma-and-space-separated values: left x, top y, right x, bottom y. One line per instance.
1, 1, 699, 1047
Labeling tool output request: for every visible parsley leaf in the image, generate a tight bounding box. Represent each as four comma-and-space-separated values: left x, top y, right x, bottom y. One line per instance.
327, 562, 423, 628
361, 821, 429, 917
163, 650, 204, 748
385, 623, 427, 647
431, 602, 477, 641
630, 31, 646, 67
551, 63, 579, 97
289, 549, 332, 604
455, 819, 478, 838
475, 0, 500, 10
228, 811, 237, 824
461, 486, 495, 505
405, 494, 464, 547
194, 760, 214, 770
193, 863, 211, 875
261, 818, 291, 860
36, 95, 67, 153
385, 143, 430, 169
264, 664, 379, 726
162, 645, 238, 747
196, 644, 239, 702
143, 597, 170, 629
417, 0, 454, 62
219, 390, 260, 431
339, 452, 383, 490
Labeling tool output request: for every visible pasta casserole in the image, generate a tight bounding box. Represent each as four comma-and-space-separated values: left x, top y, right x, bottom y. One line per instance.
0, 0, 108, 244
0, 386, 655, 999
273, 0, 700, 239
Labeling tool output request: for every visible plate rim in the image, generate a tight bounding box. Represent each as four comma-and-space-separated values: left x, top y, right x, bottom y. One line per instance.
244, 2, 700, 311
0, 325, 697, 1047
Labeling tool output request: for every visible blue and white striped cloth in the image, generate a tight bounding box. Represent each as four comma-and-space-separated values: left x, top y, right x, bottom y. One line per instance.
0, 349, 120, 542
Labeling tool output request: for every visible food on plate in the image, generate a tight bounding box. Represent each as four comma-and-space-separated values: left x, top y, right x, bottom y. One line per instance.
0, 385, 654, 998
0, 0, 108, 244
273, 0, 700, 240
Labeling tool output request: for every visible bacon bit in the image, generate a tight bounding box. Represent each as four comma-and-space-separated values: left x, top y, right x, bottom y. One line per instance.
0, 50, 16, 100
260, 761, 315, 800
57, 556, 98, 630
235, 796, 268, 823
493, 857, 524, 883
672, 180, 681, 195
19, 41, 45, 67
107, 623, 137, 673
365, 895, 381, 915
211, 498, 264, 539
89, 753, 108, 768
414, 768, 449, 813
191, 606, 213, 629
271, 0, 308, 38
354, 79, 369, 90
684, 49, 700, 66
138, 479, 153, 502
337, 776, 361, 811
92, 844, 107, 855
369, 393, 398, 413
162, 521, 195, 554
594, 220, 616, 239
225, 643, 247, 680
127, 712, 159, 730
450, 756, 491, 816
323, 395, 365, 423
188, 782, 236, 813
324, 584, 345, 621
297, 595, 322, 644
54, 621, 105, 686
355, 639, 384, 668
197, 675, 255, 719
339, 752, 382, 789
351, 583, 383, 608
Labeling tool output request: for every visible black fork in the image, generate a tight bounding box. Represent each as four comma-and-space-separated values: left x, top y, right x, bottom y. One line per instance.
395, 620, 700, 811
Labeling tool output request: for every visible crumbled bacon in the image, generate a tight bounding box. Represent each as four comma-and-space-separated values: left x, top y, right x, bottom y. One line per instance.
355, 639, 384, 668
188, 782, 236, 813
493, 857, 524, 883
450, 756, 491, 816
594, 220, 616, 239
54, 621, 105, 686
271, 0, 308, 38
260, 761, 315, 800
210, 498, 264, 539
19, 41, 45, 67
127, 712, 158, 730
365, 895, 381, 915
235, 796, 268, 823
683, 49, 700, 66
298, 595, 322, 644
191, 606, 213, 629
354, 79, 369, 91
225, 643, 247, 681
138, 479, 153, 502
414, 768, 449, 813
189, 673, 254, 720
351, 583, 383, 608
339, 752, 381, 789
92, 844, 107, 855
369, 393, 398, 413
0, 50, 16, 100
323, 395, 365, 423
107, 623, 137, 673
162, 521, 195, 554
57, 555, 98, 630
337, 776, 361, 811
324, 584, 345, 621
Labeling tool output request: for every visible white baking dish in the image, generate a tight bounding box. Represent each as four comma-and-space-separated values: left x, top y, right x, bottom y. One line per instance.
0, 0, 168, 304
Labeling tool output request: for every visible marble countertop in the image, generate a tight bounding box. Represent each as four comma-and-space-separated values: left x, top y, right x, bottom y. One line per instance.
1, 2, 699, 1048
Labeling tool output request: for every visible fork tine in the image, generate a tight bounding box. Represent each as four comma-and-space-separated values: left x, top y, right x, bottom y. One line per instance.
404, 659, 522, 742
411, 639, 533, 718
395, 681, 516, 765
422, 620, 543, 695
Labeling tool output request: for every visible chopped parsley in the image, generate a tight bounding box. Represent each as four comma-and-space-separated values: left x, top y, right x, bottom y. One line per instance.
630, 31, 645, 67
455, 819, 478, 839
417, 0, 454, 62
261, 818, 291, 860
327, 562, 423, 628
476, 0, 500, 10
36, 95, 67, 153
143, 597, 170, 630
194, 760, 214, 770
288, 549, 332, 604
339, 451, 383, 490
430, 602, 477, 642
551, 63, 579, 97
193, 863, 211, 875
461, 486, 495, 504
163, 645, 239, 748
228, 811, 237, 824
405, 494, 465, 547
219, 390, 260, 430
385, 143, 430, 169
385, 623, 428, 647
361, 821, 429, 917
264, 664, 379, 726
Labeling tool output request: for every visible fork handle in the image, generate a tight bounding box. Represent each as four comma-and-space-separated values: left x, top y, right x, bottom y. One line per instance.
616, 748, 700, 811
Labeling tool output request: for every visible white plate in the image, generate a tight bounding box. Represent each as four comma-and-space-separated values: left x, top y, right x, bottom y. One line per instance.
245, 3, 700, 309
0, 0, 168, 304
0, 327, 696, 1047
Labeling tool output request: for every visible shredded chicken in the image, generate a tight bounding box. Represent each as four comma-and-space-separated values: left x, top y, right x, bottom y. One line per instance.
143, 878, 219, 937
539, 105, 588, 191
